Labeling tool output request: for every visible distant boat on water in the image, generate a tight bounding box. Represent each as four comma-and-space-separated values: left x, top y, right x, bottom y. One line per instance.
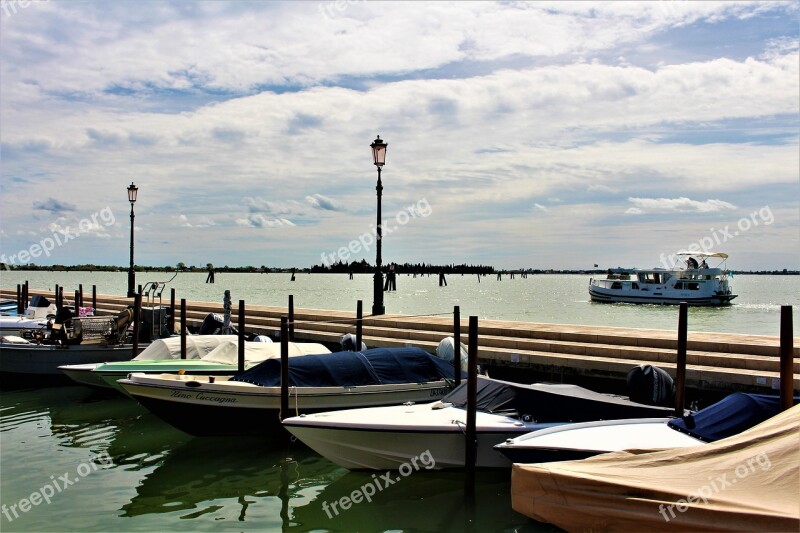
589, 251, 736, 306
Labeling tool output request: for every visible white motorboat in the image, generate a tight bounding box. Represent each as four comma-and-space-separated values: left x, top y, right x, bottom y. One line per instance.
494, 392, 795, 463
282, 376, 678, 470
589, 251, 736, 305
0, 295, 57, 337
118, 346, 460, 436
58, 335, 241, 388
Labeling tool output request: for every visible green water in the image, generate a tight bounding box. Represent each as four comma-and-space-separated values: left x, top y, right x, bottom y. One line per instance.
0, 386, 554, 532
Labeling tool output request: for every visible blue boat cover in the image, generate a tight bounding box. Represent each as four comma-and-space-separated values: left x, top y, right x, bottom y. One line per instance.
229, 346, 458, 387
668, 393, 799, 442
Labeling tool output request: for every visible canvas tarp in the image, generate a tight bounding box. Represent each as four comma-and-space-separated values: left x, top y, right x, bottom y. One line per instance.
132, 335, 239, 361
200, 341, 330, 365
512, 404, 800, 532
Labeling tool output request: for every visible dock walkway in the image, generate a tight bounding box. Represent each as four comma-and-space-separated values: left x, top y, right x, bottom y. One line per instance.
3, 289, 798, 394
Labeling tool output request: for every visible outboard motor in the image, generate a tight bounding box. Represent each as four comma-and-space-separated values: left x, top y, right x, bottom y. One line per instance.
340, 333, 367, 352
198, 313, 237, 335
626, 364, 674, 407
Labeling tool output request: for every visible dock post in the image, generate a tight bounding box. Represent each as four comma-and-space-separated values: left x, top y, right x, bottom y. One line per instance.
280, 315, 289, 421
16, 284, 22, 314
169, 288, 176, 332
132, 291, 141, 357
238, 300, 246, 373
288, 295, 295, 342
74, 290, 80, 311
356, 300, 363, 351
674, 302, 688, 417
54, 284, 59, 307
92, 285, 97, 314
465, 315, 479, 491
180, 298, 187, 359
58, 286, 64, 309
23, 281, 28, 310
454, 306, 462, 386
780, 305, 794, 412
79, 284, 83, 308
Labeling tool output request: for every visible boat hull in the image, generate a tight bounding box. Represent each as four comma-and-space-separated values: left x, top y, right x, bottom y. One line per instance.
588, 285, 736, 306
0, 343, 140, 377
120, 377, 454, 436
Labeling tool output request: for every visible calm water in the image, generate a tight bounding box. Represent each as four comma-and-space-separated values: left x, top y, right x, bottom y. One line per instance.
1, 272, 797, 532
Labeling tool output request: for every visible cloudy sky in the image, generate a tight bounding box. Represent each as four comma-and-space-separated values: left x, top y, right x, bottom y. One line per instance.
1, 1, 797, 271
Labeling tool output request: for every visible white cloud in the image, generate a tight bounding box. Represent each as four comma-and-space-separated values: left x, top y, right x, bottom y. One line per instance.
627, 197, 738, 213
533, 203, 549, 212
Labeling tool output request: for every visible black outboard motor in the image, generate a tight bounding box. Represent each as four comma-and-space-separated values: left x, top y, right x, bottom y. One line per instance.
340, 333, 367, 352
198, 312, 237, 335
626, 364, 674, 407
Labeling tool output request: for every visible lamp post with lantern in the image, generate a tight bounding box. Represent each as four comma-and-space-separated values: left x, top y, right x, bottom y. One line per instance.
126, 181, 138, 298
370, 136, 387, 316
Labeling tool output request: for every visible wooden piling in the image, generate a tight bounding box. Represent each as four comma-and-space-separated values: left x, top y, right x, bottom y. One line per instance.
16, 284, 22, 314
674, 302, 688, 416
238, 300, 246, 373
54, 284, 60, 308
79, 284, 83, 308
74, 290, 80, 311
280, 315, 289, 421
356, 300, 363, 351
58, 286, 63, 309
780, 305, 794, 412
180, 298, 187, 360
23, 281, 28, 310
454, 305, 462, 386
92, 285, 97, 314
132, 291, 141, 357
288, 295, 295, 342
169, 288, 176, 332
465, 315, 478, 488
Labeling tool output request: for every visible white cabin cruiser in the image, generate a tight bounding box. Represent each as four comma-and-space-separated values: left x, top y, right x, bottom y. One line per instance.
0, 295, 57, 336
589, 251, 736, 306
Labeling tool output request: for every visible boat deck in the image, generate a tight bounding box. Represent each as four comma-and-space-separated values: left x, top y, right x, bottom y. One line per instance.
4, 289, 797, 394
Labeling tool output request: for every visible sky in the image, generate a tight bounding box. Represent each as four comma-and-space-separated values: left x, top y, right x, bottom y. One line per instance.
0, 0, 798, 271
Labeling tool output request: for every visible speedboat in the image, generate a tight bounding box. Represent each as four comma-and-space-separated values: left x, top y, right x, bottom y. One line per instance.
589, 251, 736, 305
282, 376, 678, 470
0, 295, 57, 337
495, 392, 794, 463
118, 346, 460, 436
58, 335, 241, 389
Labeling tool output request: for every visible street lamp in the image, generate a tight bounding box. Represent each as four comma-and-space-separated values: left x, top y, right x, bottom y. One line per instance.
127, 181, 138, 297
370, 135, 387, 316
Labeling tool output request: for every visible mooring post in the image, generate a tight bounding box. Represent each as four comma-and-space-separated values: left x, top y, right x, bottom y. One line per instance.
674, 302, 688, 416
288, 295, 295, 342
54, 284, 59, 307
465, 315, 479, 491
59, 286, 64, 309
169, 288, 176, 332
79, 284, 83, 308
23, 281, 29, 310
132, 291, 141, 356
238, 300, 246, 373
454, 305, 462, 386
16, 285, 22, 314
280, 315, 290, 421
74, 290, 80, 312
780, 305, 794, 412
92, 285, 97, 314
180, 298, 187, 360
356, 300, 363, 351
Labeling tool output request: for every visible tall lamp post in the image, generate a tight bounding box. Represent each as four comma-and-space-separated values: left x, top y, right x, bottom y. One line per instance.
127, 181, 138, 297
370, 135, 387, 316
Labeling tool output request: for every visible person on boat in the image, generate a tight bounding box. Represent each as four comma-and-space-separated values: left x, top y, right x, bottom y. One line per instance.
686, 257, 699, 269
700, 259, 708, 269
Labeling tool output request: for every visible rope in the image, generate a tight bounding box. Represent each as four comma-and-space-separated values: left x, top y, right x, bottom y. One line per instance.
291, 310, 454, 328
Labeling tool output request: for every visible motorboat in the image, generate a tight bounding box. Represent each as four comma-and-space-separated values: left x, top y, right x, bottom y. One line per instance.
511, 404, 800, 531
75, 339, 328, 393
495, 392, 793, 463
118, 346, 461, 436
58, 335, 241, 389
0, 295, 57, 337
282, 375, 678, 470
0, 307, 141, 379
589, 251, 736, 305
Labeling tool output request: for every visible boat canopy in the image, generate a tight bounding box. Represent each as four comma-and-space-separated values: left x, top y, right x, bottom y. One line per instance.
668, 392, 797, 442
132, 335, 239, 361
511, 404, 800, 532
442, 376, 674, 421
675, 251, 728, 259
200, 340, 329, 365
229, 346, 457, 387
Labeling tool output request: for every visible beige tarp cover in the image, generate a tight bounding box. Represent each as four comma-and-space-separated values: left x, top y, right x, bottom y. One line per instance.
200, 341, 330, 365
512, 404, 800, 532
133, 335, 239, 361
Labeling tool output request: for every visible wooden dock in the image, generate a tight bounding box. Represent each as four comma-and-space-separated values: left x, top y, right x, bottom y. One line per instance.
3, 289, 798, 395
